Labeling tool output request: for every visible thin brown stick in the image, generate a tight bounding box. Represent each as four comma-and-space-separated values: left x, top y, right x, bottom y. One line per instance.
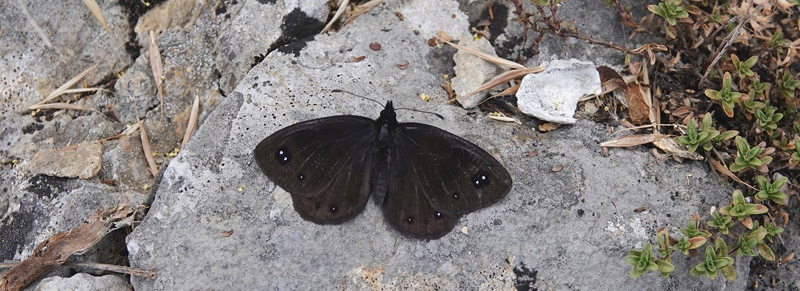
698, 18, 743, 86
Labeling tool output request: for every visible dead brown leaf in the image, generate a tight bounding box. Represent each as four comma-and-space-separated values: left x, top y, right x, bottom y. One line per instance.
538, 123, 560, 132
626, 83, 651, 124
597, 66, 627, 95
551, 165, 564, 172
652, 137, 704, 160
396, 62, 409, 69
634, 206, 647, 213
394, 11, 404, 20
600, 134, 664, 148
0, 205, 141, 290
219, 230, 234, 237
350, 56, 366, 62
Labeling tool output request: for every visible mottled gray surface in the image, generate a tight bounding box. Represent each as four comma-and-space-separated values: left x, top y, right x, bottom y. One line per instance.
2, 0, 797, 290
127, 1, 750, 290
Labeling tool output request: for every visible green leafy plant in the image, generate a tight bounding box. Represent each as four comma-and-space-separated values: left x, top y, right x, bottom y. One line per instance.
777, 70, 799, 100
762, 219, 784, 243
713, 239, 736, 281
675, 113, 723, 152
790, 137, 800, 165
718, 189, 768, 221
755, 104, 784, 137
705, 72, 742, 118
674, 235, 706, 255
626, 243, 675, 278
681, 214, 711, 238
731, 54, 757, 79
748, 80, 770, 99
754, 176, 788, 205
729, 136, 772, 172
707, 211, 734, 235
648, 0, 690, 26
690, 245, 733, 280
768, 28, 788, 54
737, 226, 775, 261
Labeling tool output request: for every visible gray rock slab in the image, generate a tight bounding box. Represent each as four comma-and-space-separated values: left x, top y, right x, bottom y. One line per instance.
127, 1, 747, 290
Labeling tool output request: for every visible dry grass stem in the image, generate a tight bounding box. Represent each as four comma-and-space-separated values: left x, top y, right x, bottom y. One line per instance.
343, 0, 383, 26
321, 0, 350, 33
34, 62, 100, 108
81, 0, 111, 33
16, 0, 53, 49
148, 31, 165, 117
27, 103, 97, 112
138, 118, 158, 177
439, 38, 526, 70
463, 67, 543, 97
181, 96, 201, 149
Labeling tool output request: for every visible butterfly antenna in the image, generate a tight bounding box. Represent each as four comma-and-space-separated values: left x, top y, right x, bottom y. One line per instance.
331, 89, 384, 107
395, 107, 445, 120
331, 89, 444, 119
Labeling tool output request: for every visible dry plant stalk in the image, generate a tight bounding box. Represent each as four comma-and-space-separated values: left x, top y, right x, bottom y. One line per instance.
0, 205, 141, 290
32, 62, 100, 109
27, 103, 96, 112
321, 0, 350, 33
16, 0, 53, 49
138, 118, 158, 177
148, 31, 165, 117
438, 38, 526, 69
180, 96, 201, 149
81, 0, 111, 33
463, 67, 543, 97
343, 0, 383, 26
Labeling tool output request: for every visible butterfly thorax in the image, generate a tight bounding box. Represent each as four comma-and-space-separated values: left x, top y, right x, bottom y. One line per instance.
371, 101, 397, 205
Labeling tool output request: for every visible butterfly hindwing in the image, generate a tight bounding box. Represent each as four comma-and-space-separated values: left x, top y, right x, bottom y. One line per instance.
392, 123, 513, 214
382, 145, 460, 238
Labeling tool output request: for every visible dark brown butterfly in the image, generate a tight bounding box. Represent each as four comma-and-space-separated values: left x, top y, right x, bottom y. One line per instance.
254, 100, 512, 239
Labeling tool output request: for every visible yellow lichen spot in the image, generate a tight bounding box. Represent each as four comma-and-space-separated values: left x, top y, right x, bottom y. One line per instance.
420, 93, 431, 102
443, 74, 449, 80
554, 101, 561, 110
167, 147, 180, 157
237, 185, 246, 192
144, 184, 151, 190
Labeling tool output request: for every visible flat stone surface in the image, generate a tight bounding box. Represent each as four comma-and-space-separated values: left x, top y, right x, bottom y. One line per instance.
127, 1, 748, 290
27, 142, 103, 180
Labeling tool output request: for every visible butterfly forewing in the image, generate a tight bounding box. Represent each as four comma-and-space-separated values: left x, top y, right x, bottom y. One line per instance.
254, 116, 376, 223
254, 116, 375, 197
393, 123, 513, 214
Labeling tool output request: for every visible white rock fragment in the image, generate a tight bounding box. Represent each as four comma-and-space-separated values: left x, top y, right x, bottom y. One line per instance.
36, 273, 131, 291
451, 38, 503, 109
516, 59, 601, 124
